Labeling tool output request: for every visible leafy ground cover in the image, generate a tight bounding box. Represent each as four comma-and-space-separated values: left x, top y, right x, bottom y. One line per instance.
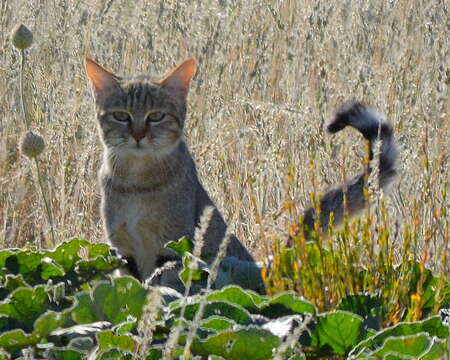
0, 238, 449, 359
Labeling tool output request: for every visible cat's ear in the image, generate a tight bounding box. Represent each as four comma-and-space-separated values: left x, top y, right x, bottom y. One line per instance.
85, 58, 120, 97
159, 58, 196, 100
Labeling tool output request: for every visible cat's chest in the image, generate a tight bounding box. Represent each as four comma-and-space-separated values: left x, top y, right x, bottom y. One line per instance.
104, 190, 194, 251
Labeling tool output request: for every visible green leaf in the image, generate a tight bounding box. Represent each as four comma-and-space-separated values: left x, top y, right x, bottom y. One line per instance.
179, 254, 209, 286
40, 257, 66, 280
0, 249, 18, 268
72, 277, 147, 325
0, 286, 51, 331
0, 240, 123, 295
205, 286, 316, 318
337, 294, 383, 331
172, 301, 251, 324
97, 331, 136, 352
355, 334, 450, 359
311, 311, 365, 355
48, 239, 91, 270
0, 329, 37, 351
44, 348, 84, 360
206, 285, 265, 311
259, 292, 316, 318
191, 326, 280, 360
166, 236, 194, 257
366, 333, 432, 358
349, 314, 450, 356
113, 317, 137, 334
33, 310, 70, 338
200, 316, 235, 332
71, 292, 97, 324
420, 337, 450, 360
2, 251, 62, 284
91, 348, 133, 360
0, 275, 29, 301
146, 348, 163, 360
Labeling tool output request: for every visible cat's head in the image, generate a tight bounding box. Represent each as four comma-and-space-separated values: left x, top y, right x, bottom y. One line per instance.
85, 57, 196, 158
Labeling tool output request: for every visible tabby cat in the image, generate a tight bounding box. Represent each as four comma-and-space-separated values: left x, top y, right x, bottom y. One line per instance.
85, 57, 398, 286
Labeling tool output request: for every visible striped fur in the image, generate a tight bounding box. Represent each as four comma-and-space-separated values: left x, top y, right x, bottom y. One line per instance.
299, 100, 398, 239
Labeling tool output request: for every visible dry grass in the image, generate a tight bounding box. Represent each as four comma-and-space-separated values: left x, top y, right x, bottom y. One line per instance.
0, 0, 448, 267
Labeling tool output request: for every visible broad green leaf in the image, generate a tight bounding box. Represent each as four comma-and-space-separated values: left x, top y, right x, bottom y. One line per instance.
33, 309, 71, 337
0, 249, 18, 268
191, 326, 280, 360
96, 331, 136, 352
72, 277, 147, 325
0, 329, 37, 351
146, 348, 163, 360
368, 333, 431, 357
420, 337, 450, 360
71, 292, 97, 324
172, 301, 251, 324
179, 254, 209, 286
259, 292, 316, 318
355, 334, 450, 359
0, 286, 51, 331
206, 285, 265, 310
91, 348, 133, 360
44, 348, 84, 360
311, 311, 365, 355
349, 315, 450, 356
205, 286, 316, 318
166, 236, 194, 257
337, 294, 383, 331
4, 252, 64, 285
200, 316, 235, 332
48, 239, 92, 271
113, 316, 137, 334
0, 240, 122, 294
0, 297, 72, 351
0, 275, 28, 301
76, 256, 123, 275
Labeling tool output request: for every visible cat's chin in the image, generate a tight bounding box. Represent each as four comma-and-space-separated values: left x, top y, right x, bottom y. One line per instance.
121, 143, 177, 160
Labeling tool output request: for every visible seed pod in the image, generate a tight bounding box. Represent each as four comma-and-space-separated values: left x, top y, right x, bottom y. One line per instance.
20, 131, 45, 158
11, 24, 33, 50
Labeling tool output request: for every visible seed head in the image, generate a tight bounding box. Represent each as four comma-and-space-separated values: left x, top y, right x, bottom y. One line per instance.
11, 24, 33, 51
20, 131, 45, 158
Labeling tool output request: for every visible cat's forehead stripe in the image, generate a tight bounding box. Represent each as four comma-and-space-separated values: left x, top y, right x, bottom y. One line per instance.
124, 82, 156, 109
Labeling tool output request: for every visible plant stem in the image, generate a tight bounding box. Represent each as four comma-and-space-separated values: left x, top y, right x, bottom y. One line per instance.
19, 49, 29, 128
34, 157, 55, 245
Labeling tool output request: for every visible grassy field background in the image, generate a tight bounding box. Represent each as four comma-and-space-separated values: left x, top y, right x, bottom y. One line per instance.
0, 0, 448, 265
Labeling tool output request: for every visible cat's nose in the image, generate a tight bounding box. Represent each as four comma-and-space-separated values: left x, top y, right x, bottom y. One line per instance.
131, 132, 146, 143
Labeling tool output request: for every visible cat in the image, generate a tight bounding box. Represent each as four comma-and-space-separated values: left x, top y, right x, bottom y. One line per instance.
85, 57, 253, 287
85, 57, 398, 287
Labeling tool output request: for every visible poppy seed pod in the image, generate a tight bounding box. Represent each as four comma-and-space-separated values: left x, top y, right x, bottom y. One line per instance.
20, 131, 45, 158
11, 24, 33, 51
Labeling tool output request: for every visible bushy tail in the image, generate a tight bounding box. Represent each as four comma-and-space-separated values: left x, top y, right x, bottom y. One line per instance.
300, 100, 399, 238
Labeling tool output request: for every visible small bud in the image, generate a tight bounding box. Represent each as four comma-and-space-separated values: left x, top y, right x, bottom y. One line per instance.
20, 131, 45, 158
11, 24, 33, 50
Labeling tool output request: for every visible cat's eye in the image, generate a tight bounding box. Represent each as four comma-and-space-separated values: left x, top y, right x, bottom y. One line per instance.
146, 112, 165, 123
112, 111, 131, 122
